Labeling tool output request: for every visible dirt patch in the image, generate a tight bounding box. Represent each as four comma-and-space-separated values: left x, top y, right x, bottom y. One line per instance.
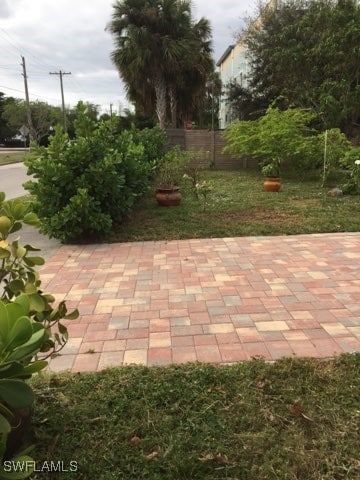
288, 198, 320, 208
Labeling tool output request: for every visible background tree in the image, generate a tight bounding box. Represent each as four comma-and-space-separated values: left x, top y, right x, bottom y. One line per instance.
2, 99, 62, 143
237, 0, 360, 135
0, 93, 17, 142
108, 0, 214, 128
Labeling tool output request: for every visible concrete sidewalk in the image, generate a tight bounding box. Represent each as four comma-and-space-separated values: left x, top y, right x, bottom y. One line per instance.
39, 233, 360, 372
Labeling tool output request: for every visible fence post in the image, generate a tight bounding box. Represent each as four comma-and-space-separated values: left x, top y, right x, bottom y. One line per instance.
211, 130, 216, 168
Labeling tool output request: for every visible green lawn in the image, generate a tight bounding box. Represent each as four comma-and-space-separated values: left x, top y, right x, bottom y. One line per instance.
30, 355, 360, 479
109, 169, 360, 243
0, 151, 29, 165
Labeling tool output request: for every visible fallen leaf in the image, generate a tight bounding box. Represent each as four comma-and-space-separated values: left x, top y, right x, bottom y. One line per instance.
199, 454, 215, 462
256, 379, 266, 389
146, 446, 160, 459
214, 454, 231, 465
130, 436, 140, 446
290, 403, 314, 422
199, 453, 231, 465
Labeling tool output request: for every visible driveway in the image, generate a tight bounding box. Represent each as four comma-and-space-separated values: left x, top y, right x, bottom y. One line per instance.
0, 162, 61, 259
0, 162, 29, 199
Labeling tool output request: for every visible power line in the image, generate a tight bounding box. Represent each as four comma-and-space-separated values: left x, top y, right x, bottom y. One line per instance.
0, 84, 61, 103
0, 28, 59, 72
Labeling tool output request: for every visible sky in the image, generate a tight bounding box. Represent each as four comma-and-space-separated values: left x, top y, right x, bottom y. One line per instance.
0, 0, 256, 116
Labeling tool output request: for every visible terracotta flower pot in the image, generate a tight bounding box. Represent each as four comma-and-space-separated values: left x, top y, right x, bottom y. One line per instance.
263, 176, 281, 192
155, 187, 181, 206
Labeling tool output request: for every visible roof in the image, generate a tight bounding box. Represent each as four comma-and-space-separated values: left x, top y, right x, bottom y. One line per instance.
216, 45, 235, 67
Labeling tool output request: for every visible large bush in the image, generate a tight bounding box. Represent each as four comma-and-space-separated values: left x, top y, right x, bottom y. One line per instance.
223, 106, 351, 177
25, 119, 165, 242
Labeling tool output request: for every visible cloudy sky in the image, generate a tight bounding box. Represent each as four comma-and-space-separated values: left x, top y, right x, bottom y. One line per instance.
0, 0, 256, 115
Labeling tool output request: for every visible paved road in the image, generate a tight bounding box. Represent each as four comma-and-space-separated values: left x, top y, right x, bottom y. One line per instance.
0, 162, 29, 199
0, 162, 60, 259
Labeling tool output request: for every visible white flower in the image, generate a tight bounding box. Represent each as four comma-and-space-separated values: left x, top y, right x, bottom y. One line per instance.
355, 159, 360, 165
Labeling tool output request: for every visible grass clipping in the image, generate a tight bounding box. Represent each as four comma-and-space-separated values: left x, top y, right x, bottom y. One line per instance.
32, 355, 360, 479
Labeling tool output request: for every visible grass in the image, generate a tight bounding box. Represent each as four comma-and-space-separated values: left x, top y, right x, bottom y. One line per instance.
109, 170, 360, 243
30, 355, 360, 479
0, 151, 29, 164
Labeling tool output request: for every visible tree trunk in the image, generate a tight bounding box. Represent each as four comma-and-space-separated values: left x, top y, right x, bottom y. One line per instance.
169, 87, 177, 128
154, 74, 167, 129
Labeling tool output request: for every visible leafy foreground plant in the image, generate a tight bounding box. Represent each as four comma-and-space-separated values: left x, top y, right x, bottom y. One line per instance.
0, 193, 78, 358
31, 355, 360, 480
0, 296, 48, 479
0, 193, 78, 475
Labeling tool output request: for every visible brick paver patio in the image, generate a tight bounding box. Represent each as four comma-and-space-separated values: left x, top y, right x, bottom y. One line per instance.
41, 233, 360, 372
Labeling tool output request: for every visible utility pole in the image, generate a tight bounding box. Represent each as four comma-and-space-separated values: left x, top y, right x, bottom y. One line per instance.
110, 102, 113, 117
49, 70, 71, 131
21, 55, 34, 143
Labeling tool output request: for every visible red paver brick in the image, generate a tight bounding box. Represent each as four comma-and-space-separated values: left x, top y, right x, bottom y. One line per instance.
72, 353, 100, 372
126, 338, 149, 350
116, 328, 149, 340
189, 312, 211, 325
48, 354, 76, 372
216, 332, 240, 344
219, 344, 247, 363
102, 340, 126, 352
242, 342, 270, 360
334, 336, 360, 353
195, 345, 221, 363
171, 336, 195, 347
310, 338, 343, 357
149, 319, 171, 332
98, 351, 124, 370
83, 330, 117, 342
172, 346, 197, 364
79, 341, 104, 353
193, 334, 217, 346
236, 327, 262, 343
265, 341, 293, 360
288, 340, 319, 358
148, 348, 172, 365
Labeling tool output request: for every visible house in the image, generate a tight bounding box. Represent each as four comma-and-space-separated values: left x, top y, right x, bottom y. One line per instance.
216, 0, 279, 129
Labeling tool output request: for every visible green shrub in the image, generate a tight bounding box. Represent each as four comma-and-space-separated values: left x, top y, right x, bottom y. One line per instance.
135, 126, 166, 165
24, 118, 165, 242
340, 146, 360, 194
223, 106, 352, 180
223, 105, 318, 176
318, 128, 352, 186
156, 146, 189, 188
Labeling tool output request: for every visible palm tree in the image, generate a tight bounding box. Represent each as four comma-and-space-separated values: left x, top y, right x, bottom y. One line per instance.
108, 0, 195, 129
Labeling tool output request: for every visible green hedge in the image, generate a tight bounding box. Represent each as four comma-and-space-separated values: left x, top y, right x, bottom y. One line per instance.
24, 119, 165, 242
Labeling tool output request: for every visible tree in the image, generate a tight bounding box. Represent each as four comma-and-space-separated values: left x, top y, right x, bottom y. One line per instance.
224, 81, 268, 121
108, 0, 214, 128
0, 93, 17, 142
242, 0, 360, 134
2, 99, 62, 143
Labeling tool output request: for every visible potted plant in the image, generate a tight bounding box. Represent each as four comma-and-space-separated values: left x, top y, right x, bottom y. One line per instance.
261, 160, 281, 192
155, 147, 188, 206
223, 104, 320, 192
